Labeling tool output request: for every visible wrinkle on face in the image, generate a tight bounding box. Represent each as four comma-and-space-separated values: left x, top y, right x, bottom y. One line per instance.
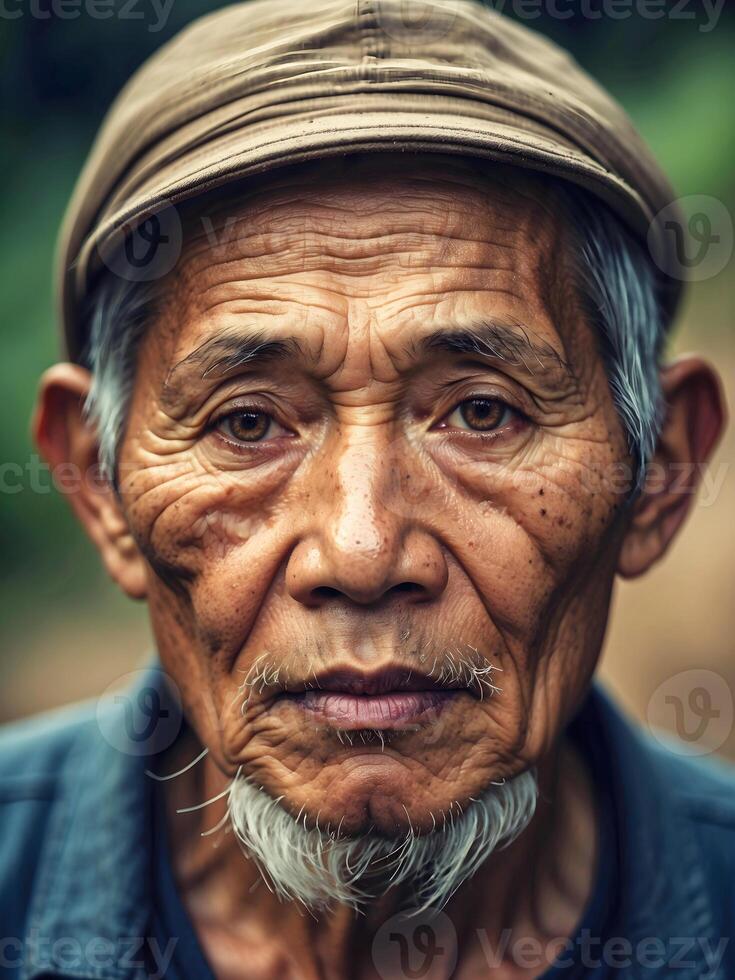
115, 155, 632, 836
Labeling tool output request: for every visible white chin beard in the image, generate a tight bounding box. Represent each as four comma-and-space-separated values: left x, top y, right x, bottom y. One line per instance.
227, 769, 538, 914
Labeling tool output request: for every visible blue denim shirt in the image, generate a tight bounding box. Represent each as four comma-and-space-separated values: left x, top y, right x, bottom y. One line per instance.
0, 662, 734, 979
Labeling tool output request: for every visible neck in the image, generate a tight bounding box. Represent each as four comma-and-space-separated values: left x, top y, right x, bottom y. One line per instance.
158, 728, 597, 980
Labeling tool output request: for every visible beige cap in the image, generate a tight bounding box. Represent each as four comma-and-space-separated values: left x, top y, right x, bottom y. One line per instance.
57, 0, 683, 362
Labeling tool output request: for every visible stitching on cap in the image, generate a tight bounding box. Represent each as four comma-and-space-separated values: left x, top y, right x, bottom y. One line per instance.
357, 0, 385, 62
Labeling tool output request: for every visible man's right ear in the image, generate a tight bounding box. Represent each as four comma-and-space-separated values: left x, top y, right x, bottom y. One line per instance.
33, 363, 148, 600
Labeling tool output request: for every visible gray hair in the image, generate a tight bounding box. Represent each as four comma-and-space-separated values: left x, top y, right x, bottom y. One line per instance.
81, 185, 667, 493
227, 767, 538, 913
562, 189, 667, 491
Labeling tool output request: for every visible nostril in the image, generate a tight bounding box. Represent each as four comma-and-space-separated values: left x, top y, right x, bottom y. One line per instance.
311, 586, 342, 601
391, 581, 424, 595
308, 581, 427, 605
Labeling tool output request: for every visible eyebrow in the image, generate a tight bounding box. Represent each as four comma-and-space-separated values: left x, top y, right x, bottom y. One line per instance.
174, 330, 303, 379
162, 330, 304, 411
416, 318, 574, 384
161, 316, 574, 414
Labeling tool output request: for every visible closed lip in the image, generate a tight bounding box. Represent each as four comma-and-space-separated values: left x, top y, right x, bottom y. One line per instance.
281, 665, 468, 696
276, 666, 467, 730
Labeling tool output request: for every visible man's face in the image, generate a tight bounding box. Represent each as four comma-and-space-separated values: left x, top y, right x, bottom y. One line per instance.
118, 155, 630, 836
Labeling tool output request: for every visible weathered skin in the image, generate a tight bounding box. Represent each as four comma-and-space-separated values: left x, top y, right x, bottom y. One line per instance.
35, 154, 725, 978
113, 157, 624, 832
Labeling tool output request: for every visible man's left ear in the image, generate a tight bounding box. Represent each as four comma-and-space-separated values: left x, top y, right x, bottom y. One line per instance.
617, 355, 727, 579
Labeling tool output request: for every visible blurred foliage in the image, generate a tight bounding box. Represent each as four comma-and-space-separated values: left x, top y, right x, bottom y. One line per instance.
0, 0, 733, 645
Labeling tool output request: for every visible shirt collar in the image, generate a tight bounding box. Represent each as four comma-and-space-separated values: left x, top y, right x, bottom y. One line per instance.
21, 666, 721, 980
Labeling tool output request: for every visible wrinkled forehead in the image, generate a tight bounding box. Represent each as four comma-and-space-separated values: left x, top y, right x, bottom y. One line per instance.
148, 153, 580, 376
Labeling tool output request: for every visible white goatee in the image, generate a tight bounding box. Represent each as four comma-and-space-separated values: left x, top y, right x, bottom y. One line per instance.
227, 769, 538, 914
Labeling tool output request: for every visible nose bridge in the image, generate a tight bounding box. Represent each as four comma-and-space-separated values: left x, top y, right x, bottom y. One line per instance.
326, 425, 399, 568
286, 422, 448, 607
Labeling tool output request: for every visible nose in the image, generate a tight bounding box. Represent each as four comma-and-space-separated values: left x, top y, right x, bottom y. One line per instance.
286, 434, 448, 607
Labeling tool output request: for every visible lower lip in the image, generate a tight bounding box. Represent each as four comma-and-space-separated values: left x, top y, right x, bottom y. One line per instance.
285, 690, 455, 728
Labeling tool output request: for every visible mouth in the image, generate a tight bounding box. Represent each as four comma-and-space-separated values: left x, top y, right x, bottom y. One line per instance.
277, 666, 465, 730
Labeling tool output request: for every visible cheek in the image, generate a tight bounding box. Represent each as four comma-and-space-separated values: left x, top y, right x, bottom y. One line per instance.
122, 450, 309, 753
423, 433, 626, 747
123, 445, 301, 632
431, 481, 603, 650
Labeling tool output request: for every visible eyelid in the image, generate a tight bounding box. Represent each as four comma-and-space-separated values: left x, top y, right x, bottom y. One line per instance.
430, 372, 529, 406
207, 394, 296, 436
435, 390, 527, 426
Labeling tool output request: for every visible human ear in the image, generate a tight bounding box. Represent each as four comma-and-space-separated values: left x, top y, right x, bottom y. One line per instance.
32, 363, 148, 599
617, 355, 726, 579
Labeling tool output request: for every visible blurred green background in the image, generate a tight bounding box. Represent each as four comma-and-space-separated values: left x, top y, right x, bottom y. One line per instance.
1, 1, 733, 753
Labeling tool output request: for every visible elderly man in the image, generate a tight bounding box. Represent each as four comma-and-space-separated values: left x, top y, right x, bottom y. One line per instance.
0, 0, 731, 977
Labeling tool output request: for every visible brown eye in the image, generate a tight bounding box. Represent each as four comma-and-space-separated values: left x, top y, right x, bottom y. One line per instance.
218, 410, 272, 443
446, 398, 512, 432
